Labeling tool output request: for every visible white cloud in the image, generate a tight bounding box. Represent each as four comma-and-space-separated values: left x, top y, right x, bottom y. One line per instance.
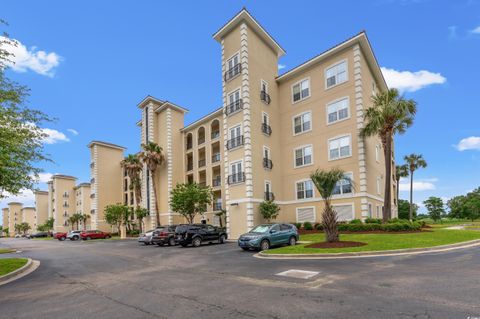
0, 36, 62, 77
67, 128, 79, 136
40, 127, 70, 144
471, 26, 480, 34
30, 172, 53, 184
381, 67, 447, 92
0, 189, 35, 210
278, 64, 286, 70
455, 136, 480, 151
399, 177, 436, 191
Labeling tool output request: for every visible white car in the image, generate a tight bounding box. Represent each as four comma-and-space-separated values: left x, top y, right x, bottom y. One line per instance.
67, 230, 82, 241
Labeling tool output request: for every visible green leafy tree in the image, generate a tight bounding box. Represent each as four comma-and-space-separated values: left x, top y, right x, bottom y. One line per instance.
447, 195, 467, 219
398, 199, 418, 220
79, 214, 90, 230
259, 200, 280, 223
395, 164, 409, 204
171, 182, 213, 224
68, 213, 82, 230
20, 222, 30, 235
2, 226, 8, 236
310, 168, 351, 243
44, 217, 54, 234
360, 88, 417, 222
139, 142, 165, 226
423, 196, 445, 222
134, 207, 149, 233
104, 204, 131, 232
404, 154, 427, 221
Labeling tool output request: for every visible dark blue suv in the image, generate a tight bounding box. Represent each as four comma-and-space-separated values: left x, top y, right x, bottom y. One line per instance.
238, 223, 299, 251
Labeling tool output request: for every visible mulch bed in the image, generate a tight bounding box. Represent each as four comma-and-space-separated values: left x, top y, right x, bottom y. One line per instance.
298, 229, 433, 235
305, 241, 367, 249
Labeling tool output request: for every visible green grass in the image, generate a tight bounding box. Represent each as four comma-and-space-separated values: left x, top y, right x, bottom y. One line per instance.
31, 237, 54, 240
0, 248, 15, 254
265, 229, 480, 254
0, 258, 28, 276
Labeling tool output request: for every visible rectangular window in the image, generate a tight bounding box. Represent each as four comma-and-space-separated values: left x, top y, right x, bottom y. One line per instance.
262, 112, 269, 125
229, 125, 241, 139
261, 80, 268, 93
294, 145, 313, 167
333, 173, 353, 195
292, 79, 310, 103
296, 207, 316, 223
263, 146, 271, 160
377, 176, 381, 195
325, 60, 348, 88
265, 181, 271, 193
375, 144, 380, 162
227, 54, 239, 71
334, 204, 354, 221
293, 112, 312, 135
296, 180, 314, 199
328, 136, 351, 160
327, 98, 349, 124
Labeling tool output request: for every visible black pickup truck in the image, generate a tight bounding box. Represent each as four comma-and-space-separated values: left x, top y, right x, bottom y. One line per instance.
175, 224, 227, 247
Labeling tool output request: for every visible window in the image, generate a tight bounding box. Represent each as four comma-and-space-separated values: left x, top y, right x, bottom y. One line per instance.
377, 176, 381, 195
328, 136, 351, 160
262, 112, 269, 125
334, 204, 354, 221
325, 60, 347, 88
265, 181, 272, 193
293, 112, 312, 135
228, 125, 242, 149
229, 161, 244, 184
226, 89, 242, 115
327, 98, 349, 124
294, 145, 312, 167
368, 203, 373, 218
292, 78, 310, 102
228, 54, 239, 71
372, 81, 377, 95
375, 144, 380, 162
296, 207, 316, 223
261, 80, 268, 93
296, 180, 314, 199
333, 173, 353, 195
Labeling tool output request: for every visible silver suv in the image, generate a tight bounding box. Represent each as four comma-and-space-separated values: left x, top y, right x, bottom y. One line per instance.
67, 230, 82, 241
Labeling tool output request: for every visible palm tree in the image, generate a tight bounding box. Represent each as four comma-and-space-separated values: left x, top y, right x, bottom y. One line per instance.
121, 154, 144, 231
139, 142, 165, 227
68, 213, 82, 230
404, 154, 427, 221
310, 168, 350, 243
395, 164, 409, 206
79, 214, 90, 231
360, 88, 417, 222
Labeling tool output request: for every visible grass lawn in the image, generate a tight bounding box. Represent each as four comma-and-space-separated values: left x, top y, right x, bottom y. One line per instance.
0, 248, 15, 254
31, 237, 54, 240
0, 258, 28, 276
266, 229, 480, 254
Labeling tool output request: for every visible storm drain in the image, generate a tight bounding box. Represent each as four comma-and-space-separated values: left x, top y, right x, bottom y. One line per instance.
276, 269, 319, 279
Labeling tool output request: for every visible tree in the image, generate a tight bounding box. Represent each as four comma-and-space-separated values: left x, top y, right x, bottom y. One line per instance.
171, 182, 213, 224
1, 21, 53, 197
20, 222, 30, 235
121, 154, 143, 230
134, 207, 149, 233
398, 199, 418, 220
104, 204, 131, 233
215, 209, 226, 228
259, 200, 280, 222
2, 227, 8, 236
310, 168, 351, 243
404, 154, 427, 221
395, 164, 409, 204
68, 213, 82, 230
44, 217, 54, 234
360, 88, 417, 222
447, 195, 467, 219
79, 214, 90, 230
139, 142, 165, 227
423, 197, 445, 222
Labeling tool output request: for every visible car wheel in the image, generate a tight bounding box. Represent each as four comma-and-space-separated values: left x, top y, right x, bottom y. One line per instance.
86, 236, 91, 240
157, 242, 164, 246
218, 234, 226, 244
289, 236, 297, 246
143, 242, 149, 246
105, 235, 111, 239
180, 243, 188, 247
74, 236, 79, 241
192, 237, 202, 247
59, 237, 65, 241
241, 247, 250, 251
168, 237, 176, 246
260, 239, 270, 251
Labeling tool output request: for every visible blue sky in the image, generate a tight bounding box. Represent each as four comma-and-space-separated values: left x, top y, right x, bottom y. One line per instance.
1, 0, 480, 216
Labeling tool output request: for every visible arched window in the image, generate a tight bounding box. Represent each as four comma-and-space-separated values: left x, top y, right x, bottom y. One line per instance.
211, 119, 220, 139
198, 127, 206, 145
186, 133, 193, 150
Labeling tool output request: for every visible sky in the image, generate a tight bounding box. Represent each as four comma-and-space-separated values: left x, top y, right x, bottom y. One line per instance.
1, 0, 480, 221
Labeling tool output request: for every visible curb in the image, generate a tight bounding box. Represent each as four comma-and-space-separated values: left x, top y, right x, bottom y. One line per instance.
255, 239, 480, 260
0, 258, 39, 285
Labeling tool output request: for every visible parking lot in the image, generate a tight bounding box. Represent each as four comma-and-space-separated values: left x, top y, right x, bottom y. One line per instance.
1, 238, 479, 318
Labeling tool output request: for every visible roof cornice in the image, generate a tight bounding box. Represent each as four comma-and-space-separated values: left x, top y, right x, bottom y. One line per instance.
87, 140, 126, 151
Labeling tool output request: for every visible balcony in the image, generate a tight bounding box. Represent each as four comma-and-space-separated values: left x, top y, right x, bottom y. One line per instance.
90, 162, 95, 168
264, 192, 275, 201
211, 131, 220, 139
227, 172, 245, 185
90, 193, 95, 199
187, 162, 193, 171
224, 99, 243, 116
263, 158, 273, 170
90, 178, 95, 184
90, 209, 95, 214
199, 182, 207, 187
186, 141, 193, 150
213, 202, 222, 211
261, 123, 272, 136
62, 203, 69, 208
212, 153, 221, 163
226, 136, 244, 150
198, 137, 205, 145
63, 193, 69, 198
212, 177, 221, 187
260, 91, 271, 104
198, 159, 206, 168
224, 63, 242, 82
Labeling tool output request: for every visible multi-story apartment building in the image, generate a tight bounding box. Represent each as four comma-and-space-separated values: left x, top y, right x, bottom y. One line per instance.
34, 190, 49, 228
74, 183, 91, 230
48, 174, 77, 232
7, 202, 22, 236
2, 207, 9, 233
21, 207, 36, 233
137, 9, 396, 239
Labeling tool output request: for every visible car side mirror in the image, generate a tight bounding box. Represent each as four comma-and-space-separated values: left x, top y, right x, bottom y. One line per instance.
270, 229, 277, 234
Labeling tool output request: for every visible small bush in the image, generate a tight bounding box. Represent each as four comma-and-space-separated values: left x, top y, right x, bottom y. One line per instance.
314, 222, 321, 229
294, 222, 302, 230
336, 221, 421, 232
303, 222, 313, 230
316, 223, 323, 231
349, 219, 363, 224
387, 218, 403, 224
365, 218, 382, 224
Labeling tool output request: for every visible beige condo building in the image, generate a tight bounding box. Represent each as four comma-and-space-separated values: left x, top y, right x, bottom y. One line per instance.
74, 183, 92, 230
21, 207, 36, 232
34, 190, 49, 229
7, 202, 23, 236
48, 175, 77, 232
136, 9, 397, 239
2, 207, 9, 234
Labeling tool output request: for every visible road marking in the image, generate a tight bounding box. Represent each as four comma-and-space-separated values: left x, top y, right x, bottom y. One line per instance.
275, 269, 319, 279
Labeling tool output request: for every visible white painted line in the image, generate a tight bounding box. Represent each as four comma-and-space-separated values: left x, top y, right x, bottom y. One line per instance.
276, 269, 319, 279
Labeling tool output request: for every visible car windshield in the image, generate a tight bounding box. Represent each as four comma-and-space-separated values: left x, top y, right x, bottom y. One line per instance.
249, 225, 271, 233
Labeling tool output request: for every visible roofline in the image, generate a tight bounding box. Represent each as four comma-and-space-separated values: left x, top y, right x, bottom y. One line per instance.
87, 140, 126, 151
7, 202, 23, 205
180, 107, 223, 132
74, 183, 91, 189
52, 174, 77, 180
213, 8, 286, 57
137, 95, 189, 113
21, 207, 35, 210
154, 101, 189, 114
34, 190, 48, 195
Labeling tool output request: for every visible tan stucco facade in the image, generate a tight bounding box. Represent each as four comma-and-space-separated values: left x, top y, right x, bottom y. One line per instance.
7, 202, 23, 236
21, 207, 36, 233
74, 183, 91, 230
2, 207, 9, 234
34, 190, 49, 229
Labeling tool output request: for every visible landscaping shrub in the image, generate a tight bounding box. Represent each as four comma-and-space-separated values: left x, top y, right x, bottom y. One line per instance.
336, 220, 422, 232
303, 222, 313, 230
349, 219, 363, 224
316, 223, 323, 231
365, 218, 382, 224
294, 223, 302, 230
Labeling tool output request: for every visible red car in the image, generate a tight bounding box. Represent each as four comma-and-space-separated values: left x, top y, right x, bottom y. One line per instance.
54, 232, 67, 241
80, 230, 111, 240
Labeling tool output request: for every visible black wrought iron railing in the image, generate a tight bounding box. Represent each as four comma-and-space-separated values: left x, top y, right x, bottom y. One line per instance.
260, 90, 271, 104
261, 123, 272, 136
224, 99, 243, 116
227, 172, 245, 185
226, 136, 244, 150
212, 153, 221, 163
264, 192, 275, 201
263, 158, 273, 169
224, 63, 242, 81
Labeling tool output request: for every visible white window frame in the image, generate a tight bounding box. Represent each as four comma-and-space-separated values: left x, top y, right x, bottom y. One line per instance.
293, 144, 313, 168
229, 159, 244, 181
228, 124, 242, 139
377, 176, 382, 195
292, 111, 312, 136
262, 111, 270, 125
263, 145, 271, 160
325, 59, 348, 89
296, 206, 316, 223
332, 172, 354, 197
291, 77, 310, 104
264, 180, 272, 193
261, 79, 268, 93
326, 96, 350, 125
375, 144, 381, 162
226, 52, 240, 71
328, 134, 352, 161
332, 203, 355, 221
295, 179, 314, 200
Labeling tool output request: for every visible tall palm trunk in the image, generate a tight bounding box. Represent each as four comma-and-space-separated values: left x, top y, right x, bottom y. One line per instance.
150, 170, 160, 227
409, 170, 414, 222
134, 182, 143, 233
382, 132, 393, 222
323, 202, 339, 242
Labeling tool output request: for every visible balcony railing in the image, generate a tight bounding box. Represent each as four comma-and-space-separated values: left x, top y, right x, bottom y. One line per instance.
90, 209, 95, 214
225, 99, 243, 116
263, 158, 273, 169
261, 123, 272, 136
226, 136, 244, 150
186, 141, 193, 150
199, 182, 207, 188
213, 202, 222, 211
90, 178, 95, 184
90, 162, 95, 168
264, 192, 275, 201
212, 177, 221, 187
227, 172, 245, 185
63, 193, 69, 198
212, 153, 221, 163
63, 203, 69, 208
211, 131, 220, 139
187, 162, 193, 171
260, 91, 271, 104
224, 63, 242, 82
198, 159, 206, 168
198, 137, 205, 145
90, 193, 95, 199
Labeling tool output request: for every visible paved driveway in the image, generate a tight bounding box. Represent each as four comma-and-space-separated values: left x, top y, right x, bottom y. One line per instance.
0, 238, 479, 319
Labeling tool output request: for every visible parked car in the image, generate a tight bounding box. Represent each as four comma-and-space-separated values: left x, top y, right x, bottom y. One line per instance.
238, 223, 299, 251
80, 230, 111, 240
151, 225, 177, 246
175, 224, 227, 247
138, 228, 158, 245
67, 230, 82, 241
27, 232, 49, 239
54, 232, 68, 241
